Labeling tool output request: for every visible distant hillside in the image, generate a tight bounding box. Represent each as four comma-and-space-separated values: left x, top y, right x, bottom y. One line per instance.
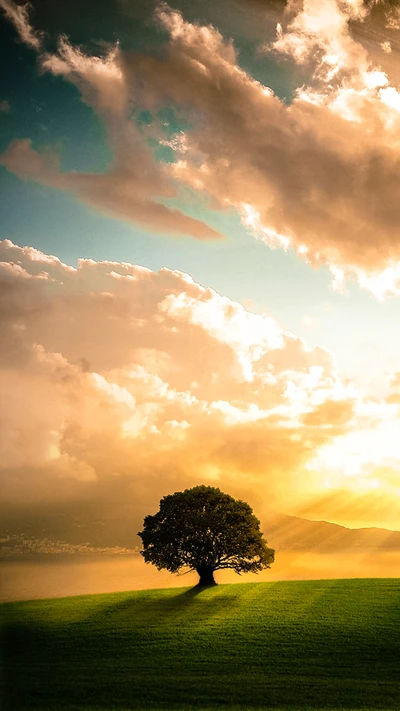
1, 510, 400, 557
267, 513, 400, 550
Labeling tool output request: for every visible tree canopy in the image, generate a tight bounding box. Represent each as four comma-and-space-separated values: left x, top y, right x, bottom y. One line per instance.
138, 485, 275, 586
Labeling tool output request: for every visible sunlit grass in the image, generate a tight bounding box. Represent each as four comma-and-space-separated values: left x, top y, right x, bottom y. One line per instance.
1, 579, 400, 710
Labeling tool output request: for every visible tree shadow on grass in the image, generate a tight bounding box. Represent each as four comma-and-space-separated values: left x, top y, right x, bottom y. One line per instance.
87, 584, 240, 627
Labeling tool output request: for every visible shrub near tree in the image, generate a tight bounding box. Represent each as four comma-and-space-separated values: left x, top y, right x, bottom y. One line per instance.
138, 485, 275, 586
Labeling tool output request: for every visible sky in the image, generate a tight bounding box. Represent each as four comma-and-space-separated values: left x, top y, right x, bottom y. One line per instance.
1, 0, 400, 545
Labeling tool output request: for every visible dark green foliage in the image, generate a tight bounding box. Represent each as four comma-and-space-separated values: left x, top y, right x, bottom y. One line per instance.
138, 485, 275, 585
1, 579, 400, 710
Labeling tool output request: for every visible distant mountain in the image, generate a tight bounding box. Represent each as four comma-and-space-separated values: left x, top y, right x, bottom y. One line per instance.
1, 510, 400, 557
266, 513, 400, 550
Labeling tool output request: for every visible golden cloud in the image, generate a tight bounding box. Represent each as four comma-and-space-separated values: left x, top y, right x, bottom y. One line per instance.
1, 240, 400, 539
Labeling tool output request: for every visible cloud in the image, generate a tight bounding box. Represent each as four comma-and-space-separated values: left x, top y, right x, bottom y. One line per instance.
269, 0, 368, 81
0, 240, 348, 533
1, 239, 400, 541
380, 41, 392, 53
143, 2, 400, 297
0, 137, 222, 240
0, 16, 221, 241
385, 6, 400, 30
0, 0, 42, 49
3, 2, 400, 293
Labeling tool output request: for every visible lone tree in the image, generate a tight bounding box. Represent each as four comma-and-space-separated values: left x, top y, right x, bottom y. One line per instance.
138, 485, 275, 587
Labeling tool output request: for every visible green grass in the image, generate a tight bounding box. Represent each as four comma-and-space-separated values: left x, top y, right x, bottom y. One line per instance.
1, 579, 400, 711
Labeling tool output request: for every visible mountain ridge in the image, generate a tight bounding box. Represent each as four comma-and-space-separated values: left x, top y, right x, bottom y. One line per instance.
267, 512, 400, 550
1, 511, 400, 556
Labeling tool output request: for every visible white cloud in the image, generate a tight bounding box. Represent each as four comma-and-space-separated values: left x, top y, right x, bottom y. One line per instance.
140, 3, 400, 297
269, 0, 368, 82
0, 17, 221, 241
41, 39, 128, 117
386, 6, 400, 30
0, 241, 348, 513
1, 239, 400, 532
0, 0, 42, 49
3, 2, 400, 295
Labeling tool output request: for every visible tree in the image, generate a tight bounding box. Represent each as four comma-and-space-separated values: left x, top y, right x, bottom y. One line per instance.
138, 485, 275, 587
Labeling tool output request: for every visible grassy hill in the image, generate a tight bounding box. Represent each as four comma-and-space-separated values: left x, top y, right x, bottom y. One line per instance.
1, 579, 400, 711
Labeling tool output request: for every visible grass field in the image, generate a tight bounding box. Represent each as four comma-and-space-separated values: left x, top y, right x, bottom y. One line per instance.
1, 578, 400, 711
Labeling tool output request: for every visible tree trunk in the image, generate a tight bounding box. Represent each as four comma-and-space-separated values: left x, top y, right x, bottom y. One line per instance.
196, 565, 217, 587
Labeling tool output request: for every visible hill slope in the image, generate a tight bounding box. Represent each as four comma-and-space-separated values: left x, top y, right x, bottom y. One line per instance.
1, 579, 400, 711
268, 513, 400, 550
2, 511, 400, 556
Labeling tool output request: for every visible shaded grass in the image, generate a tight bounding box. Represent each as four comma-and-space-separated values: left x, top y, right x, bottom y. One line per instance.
1, 579, 400, 710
